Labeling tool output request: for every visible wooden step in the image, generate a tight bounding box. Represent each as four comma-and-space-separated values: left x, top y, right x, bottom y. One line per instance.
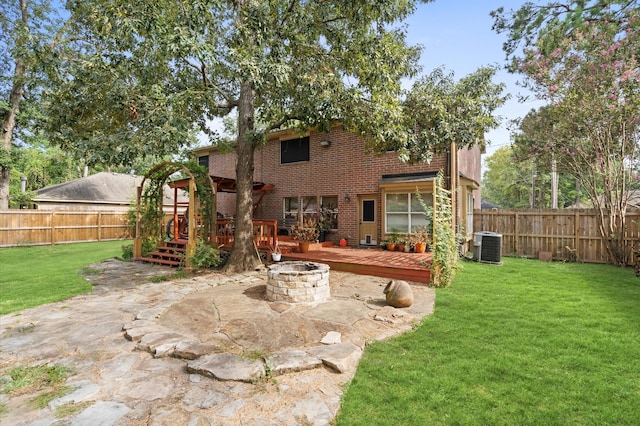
133, 257, 182, 267
166, 240, 188, 249
147, 251, 185, 261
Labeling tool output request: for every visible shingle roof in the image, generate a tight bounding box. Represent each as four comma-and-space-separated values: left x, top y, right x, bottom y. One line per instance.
33, 172, 185, 206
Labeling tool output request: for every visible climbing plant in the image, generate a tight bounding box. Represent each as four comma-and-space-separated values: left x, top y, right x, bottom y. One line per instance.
135, 161, 216, 263
417, 171, 461, 288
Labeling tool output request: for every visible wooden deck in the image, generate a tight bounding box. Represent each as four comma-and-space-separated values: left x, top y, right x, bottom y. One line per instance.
275, 240, 432, 284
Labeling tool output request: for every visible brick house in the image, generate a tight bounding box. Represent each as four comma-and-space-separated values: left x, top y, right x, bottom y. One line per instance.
195, 125, 482, 249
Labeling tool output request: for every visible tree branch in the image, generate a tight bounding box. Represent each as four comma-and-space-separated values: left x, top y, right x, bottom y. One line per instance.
182, 57, 237, 108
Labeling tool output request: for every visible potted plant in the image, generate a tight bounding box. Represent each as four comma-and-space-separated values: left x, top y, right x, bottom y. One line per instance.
317, 206, 333, 242
270, 241, 282, 262
291, 217, 319, 253
386, 230, 400, 251
412, 225, 431, 253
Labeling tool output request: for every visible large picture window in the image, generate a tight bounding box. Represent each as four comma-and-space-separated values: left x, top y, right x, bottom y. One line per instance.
284, 195, 339, 229
385, 192, 431, 233
281, 137, 310, 164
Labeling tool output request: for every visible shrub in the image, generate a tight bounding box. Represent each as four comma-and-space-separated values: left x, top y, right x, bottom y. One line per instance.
189, 240, 223, 269
121, 244, 134, 261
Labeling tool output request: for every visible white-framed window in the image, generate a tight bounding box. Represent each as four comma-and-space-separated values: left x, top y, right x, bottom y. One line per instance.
283, 196, 317, 221
284, 197, 299, 221
385, 192, 431, 233
301, 196, 317, 221
466, 192, 474, 235
320, 195, 339, 229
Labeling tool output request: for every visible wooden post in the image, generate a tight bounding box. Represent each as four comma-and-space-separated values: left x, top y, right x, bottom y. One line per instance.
432, 181, 437, 250
185, 178, 196, 267
51, 211, 56, 245
133, 186, 142, 258
514, 211, 519, 256
97, 212, 102, 241
450, 142, 457, 230
575, 211, 580, 260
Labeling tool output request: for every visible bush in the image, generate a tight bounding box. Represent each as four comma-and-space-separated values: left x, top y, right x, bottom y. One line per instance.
189, 241, 223, 269
121, 244, 134, 261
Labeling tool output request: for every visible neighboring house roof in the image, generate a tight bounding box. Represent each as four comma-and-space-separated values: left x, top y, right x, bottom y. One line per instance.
32, 172, 183, 206
481, 200, 500, 209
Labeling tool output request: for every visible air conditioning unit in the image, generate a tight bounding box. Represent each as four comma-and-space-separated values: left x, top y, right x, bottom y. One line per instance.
473, 231, 502, 265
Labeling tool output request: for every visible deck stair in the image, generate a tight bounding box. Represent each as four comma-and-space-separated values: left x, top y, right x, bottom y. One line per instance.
134, 239, 187, 267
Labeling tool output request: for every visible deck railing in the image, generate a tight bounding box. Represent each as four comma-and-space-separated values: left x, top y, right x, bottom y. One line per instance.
215, 218, 278, 251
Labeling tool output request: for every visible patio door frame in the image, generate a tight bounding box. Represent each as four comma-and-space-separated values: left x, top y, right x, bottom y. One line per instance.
358, 195, 378, 246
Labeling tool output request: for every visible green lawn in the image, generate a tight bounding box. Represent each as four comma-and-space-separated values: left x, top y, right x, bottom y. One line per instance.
336, 258, 640, 425
0, 241, 127, 315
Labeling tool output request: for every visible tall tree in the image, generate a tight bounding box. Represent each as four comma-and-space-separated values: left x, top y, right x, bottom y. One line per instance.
402, 66, 508, 164
483, 146, 535, 209
493, 1, 640, 265
46, 0, 430, 272
483, 144, 582, 209
1, 0, 70, 209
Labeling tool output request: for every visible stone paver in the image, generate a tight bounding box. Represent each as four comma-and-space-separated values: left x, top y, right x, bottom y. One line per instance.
0, 258, 435, 425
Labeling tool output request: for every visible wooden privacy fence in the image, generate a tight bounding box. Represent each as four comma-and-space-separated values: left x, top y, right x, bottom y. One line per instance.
0, 210, 132, 247
473, 209, 640, 264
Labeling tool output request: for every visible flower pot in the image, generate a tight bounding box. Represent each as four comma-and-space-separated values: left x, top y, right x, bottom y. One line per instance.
396, 244, 405, 252
298, 241, 311, 253
271, 252, 282, 262
339, 238, 347, 247
387, 243, 396, 251
414, 242, 426, 253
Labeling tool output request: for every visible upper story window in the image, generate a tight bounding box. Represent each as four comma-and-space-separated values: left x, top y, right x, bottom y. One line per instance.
281, 137, 310, 164
197, 155, 209, 171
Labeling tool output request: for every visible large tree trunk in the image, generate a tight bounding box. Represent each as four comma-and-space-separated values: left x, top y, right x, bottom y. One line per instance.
1, 62, 26, 211
0, 0, 28, 210
223, 81, 261, 272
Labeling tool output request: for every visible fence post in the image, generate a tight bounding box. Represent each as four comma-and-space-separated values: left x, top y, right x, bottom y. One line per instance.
51, 211, 56, 245
575, 211, 580, 260
514, 211, 519, 256
98, 212, 102, 241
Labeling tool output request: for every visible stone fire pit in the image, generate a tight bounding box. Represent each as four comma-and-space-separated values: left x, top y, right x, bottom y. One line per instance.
266, 261, 330, 303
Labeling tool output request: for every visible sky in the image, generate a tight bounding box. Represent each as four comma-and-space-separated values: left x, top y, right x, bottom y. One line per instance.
404, 0, 544, 175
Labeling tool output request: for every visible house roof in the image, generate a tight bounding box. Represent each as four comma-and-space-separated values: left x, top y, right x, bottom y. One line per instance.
33, 172, 183, 206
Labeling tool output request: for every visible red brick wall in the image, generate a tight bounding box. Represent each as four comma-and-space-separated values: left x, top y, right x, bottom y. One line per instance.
205, 126, 478, 243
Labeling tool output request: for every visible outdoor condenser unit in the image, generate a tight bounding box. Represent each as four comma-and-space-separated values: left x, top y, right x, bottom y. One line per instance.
473, 231, 503, 265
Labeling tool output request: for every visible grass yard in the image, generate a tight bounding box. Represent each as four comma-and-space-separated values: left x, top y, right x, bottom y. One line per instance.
336, 258, 640, 425
0, 241, 128, 315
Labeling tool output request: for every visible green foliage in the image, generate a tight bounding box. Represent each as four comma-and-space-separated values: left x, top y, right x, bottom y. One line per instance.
136, 162, 216, 246
120, 243, 134, 261
418, 171, 460, 288
188, 240, 222, 270
45, 0, 427, 165
491, 1, 636, 63
401, 66, 508, 162
494, 1, 640, 264
1, 364, 71, 409
482, 146, 585, 208
337, 258, 640, 424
